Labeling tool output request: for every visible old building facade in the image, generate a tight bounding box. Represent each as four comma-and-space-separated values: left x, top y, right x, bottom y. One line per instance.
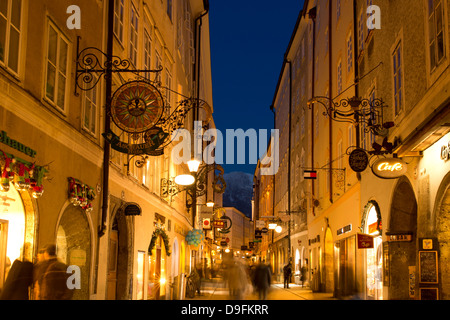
257, 0, 450, 300
0, 0, 214, 300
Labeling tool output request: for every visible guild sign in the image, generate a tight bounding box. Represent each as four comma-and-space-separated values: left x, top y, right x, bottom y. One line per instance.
110, 81, 164, 133
372, 158, 407, 179
348, 148, 369, 172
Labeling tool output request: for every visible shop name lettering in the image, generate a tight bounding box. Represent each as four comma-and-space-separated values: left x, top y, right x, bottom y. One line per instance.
0, 131, 37, 158
102, 130, 164, 156
377, 162, 403, 172
181, 304, 268, 317
441, 142, 450, 161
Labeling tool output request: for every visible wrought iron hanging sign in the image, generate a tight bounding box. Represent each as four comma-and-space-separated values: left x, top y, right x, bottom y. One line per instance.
110, 80, 164, 133
102, 80, 169, 156
75, 37, 212, 165
348, 148, 369, 172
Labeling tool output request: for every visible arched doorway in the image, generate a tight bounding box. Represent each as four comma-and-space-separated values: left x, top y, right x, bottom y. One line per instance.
56, 204, 92, 300
0, 186, 36, 292
148, 230, 168, 300
389, 178, 417, 300
324, 227, 334, 293
107, 198, 131, 300
363, 201, 383, 300
434, 172, 450, 299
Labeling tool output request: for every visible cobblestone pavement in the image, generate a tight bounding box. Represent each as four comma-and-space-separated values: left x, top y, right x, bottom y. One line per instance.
186, 281, 336, 300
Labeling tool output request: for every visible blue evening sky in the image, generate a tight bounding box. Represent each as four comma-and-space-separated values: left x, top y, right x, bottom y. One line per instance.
209, 0, 304, 175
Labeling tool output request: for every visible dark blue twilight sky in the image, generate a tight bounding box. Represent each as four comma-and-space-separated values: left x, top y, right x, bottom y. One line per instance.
209, 0, 304, 176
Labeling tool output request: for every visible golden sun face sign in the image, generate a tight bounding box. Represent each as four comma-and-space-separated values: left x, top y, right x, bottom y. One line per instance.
110, 81, 164, 133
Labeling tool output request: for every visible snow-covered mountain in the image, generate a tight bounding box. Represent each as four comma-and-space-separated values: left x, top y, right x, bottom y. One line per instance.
222, 171, 253, 218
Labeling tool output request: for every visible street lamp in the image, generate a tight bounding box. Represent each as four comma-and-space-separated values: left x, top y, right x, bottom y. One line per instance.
173, 158, 201, 186
174, 174, 195, 186
161, 162, 226, 214
187, 159, 201, 173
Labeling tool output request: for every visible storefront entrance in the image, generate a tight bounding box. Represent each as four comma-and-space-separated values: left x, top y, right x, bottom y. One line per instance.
435, 172, 450, 299
334, 236, 356, 298
363, 201, 383, 300
389, 179, 417, 300
0, 186, 35, 295
107, 198, 132, 300
148, 235, 167, 300
324, 228, 334, 293
56, 204, 92, 299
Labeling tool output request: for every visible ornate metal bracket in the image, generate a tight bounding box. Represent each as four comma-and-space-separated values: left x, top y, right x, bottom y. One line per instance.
160, 163, 226, 206
160, 178, 181, 201
74, 37, 162, 96
116, 97, 213, 168
307, 96, 394, 137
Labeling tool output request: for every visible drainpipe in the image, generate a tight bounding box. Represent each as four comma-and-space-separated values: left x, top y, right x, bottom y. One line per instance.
270, 104, 276, 249
329, 0, 333, 204
353, 0, 362, 181
191, 0, 209, 228
193, 0, 210, 128
285, 59, 292, 260
308, 7, 317, 216
99, 0, 114, 238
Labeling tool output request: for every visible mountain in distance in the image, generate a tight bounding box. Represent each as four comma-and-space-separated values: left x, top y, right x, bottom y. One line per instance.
222, 171, 253, 218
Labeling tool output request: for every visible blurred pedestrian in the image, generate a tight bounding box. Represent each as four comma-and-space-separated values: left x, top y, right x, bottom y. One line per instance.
301, 260, 308, 288
253, 260, 271, 300
195, 263, 202, 295
32, 248, 46, 299
283, 262, 292, 289
38, 244, 73, 300
0, 259, 34, 300
227, 259, 250, 300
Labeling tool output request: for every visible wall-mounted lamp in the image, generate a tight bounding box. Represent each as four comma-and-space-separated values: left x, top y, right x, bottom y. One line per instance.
187, 159, 201, 173
268, 223, 278, 230
174, 174, 195, 186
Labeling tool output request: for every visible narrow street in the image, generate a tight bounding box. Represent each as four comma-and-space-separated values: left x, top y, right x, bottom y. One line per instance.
187, 281, 336, 301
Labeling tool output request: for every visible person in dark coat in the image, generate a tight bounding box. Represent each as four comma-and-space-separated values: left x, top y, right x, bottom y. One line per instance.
253, 261, 271, 300
0, 259, 34, 300
32, 248, 46, 299
38, 244, 73, 300
283, 262, 292, 289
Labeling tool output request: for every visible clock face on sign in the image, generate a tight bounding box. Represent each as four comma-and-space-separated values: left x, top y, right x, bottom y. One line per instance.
111, 81, 164, 133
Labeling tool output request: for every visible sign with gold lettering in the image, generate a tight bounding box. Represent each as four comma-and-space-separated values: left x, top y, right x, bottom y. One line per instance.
349, 148, 369, 172
102, 129, 166, 156
372, 158, 407, 179
387, 233, 413, 242
357, 233, 374, 249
